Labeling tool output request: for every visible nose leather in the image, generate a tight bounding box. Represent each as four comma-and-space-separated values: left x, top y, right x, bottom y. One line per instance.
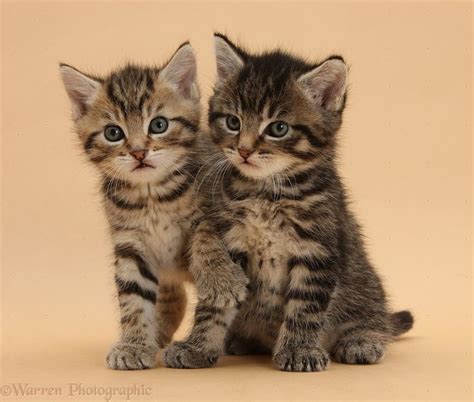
130, 149, 147, 161
238, 148, 254, 159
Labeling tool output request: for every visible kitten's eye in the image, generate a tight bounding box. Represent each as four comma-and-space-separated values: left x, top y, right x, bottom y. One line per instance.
225, 115, 241, 132
149, 116, 169, 135
104, 125, 125, 142
267, 121, 289, 138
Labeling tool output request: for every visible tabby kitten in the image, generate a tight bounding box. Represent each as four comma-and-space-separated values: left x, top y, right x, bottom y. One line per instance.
60, 43, 200, 370
164, 34, 413, 372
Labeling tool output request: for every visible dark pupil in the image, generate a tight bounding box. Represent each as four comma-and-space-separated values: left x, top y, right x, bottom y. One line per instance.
105, 126, 123, 142
271, 121, 288, 137
150, 117, 168, 134
227, 116, 240, 130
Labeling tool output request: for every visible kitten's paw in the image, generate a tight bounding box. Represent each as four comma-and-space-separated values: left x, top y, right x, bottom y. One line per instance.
196, 262, 249, 308
273, 345, 329, 372
163, 342, 218, 369
106, 343, 157, 370
331, 336, 385, 364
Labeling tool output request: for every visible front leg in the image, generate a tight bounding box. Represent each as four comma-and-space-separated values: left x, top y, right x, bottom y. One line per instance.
273, 255, 337, 372
190, 219, 249, 308
164, 219, 248, 368
106, 243, 159, 370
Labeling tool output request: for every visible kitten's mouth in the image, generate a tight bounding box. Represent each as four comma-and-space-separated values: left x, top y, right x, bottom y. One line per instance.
132, 162, 155, 171
240, 160, 258, 168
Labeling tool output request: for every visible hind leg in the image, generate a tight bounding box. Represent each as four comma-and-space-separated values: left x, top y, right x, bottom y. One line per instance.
156, 282, 187, 348
331, 327, 390, 364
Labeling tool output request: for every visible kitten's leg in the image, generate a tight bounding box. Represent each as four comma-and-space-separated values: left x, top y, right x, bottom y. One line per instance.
224, 296, 273, 355
164, 302, 238, 368
156, 282, 187, 348
273, 255, 337, 372
163, 220, 248, 368
106, 243, 159, 370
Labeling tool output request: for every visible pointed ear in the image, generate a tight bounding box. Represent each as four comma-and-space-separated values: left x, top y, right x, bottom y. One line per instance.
159, 43, 199, 101
214, 33, 245, 80
298, 57, 347, 112
59, 64, 101, 120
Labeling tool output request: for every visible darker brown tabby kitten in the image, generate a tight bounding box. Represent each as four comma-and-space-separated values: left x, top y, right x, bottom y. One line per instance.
164, 34, 413, 372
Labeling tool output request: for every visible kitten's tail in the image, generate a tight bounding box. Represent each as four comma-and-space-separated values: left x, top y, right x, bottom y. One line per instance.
390, 310, 414, 336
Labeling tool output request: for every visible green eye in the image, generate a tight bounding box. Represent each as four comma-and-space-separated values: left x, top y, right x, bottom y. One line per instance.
226, 115, 241, 132
149, 116, 169, 135
104, 125, 125, 142
268, 121, 289, 138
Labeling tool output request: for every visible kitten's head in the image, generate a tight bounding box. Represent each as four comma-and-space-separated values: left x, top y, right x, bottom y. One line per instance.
60, 43, 200, 184
209, 33, 347, 180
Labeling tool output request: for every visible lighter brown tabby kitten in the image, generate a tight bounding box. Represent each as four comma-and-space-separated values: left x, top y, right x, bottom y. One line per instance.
60, 43, 201, 370
164, 34, 413, 372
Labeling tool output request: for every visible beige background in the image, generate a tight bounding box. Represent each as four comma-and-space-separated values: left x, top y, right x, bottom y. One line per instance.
1, 1, 472, 401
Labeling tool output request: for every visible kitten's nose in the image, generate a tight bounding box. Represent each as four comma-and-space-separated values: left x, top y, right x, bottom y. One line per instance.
238, 147, 254, 160
130, 149, 147, 161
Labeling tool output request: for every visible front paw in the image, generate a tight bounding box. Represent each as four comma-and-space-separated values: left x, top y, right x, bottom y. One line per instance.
195, 262, 249, 308
163, 341, 218, 369
273, 344, 329, 372
106, 343, 157, 370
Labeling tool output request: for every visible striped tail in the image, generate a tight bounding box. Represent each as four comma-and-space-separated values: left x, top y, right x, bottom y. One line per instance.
390, 310, 414, 336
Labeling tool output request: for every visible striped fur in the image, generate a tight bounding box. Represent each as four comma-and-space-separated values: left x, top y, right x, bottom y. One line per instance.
60, 43, 201, 370
164, 34, 413, 372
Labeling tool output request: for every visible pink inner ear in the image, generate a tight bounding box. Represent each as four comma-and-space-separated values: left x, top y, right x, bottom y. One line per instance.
299, 60, 347, 112
177, 69, 196, 98
160, 44, 198, 100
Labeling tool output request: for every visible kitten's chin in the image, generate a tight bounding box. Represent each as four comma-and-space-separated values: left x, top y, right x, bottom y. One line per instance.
114, 166, 163, 184
234, 161, 271, 180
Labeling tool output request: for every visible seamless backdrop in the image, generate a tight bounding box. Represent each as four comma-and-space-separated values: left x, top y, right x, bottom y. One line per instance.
1, 1, 472, 401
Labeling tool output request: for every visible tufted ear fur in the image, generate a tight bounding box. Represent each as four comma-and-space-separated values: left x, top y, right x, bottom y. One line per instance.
298, 57, 347, 112
59, 64, 102, 120
214, 33, 245, 81
159, 42, 199, 101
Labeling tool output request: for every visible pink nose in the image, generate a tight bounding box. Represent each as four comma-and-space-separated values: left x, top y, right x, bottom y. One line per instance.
130, 149, 147, 161
238, 148, 254, 160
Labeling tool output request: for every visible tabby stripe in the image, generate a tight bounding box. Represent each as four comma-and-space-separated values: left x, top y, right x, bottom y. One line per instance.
208, 111, 227, 124
293, 124, 327, 147
114, 243, 158, 284
194, 313, 215, 324
215, 319, 228, 328
84, 131, 101, 151
288, 255, 334, 271
171, 117, 198, 133
156, 175, 193, 203
304, 275, 337, 288
302, 302, 326, 314
156, 161, 198, 186
286, 288, 331, 306
107, 83, 128, 116
90, 154, 107, 163
214, 216, 233, 235
228, 249, 248, 271
285, 318, 322, 332
195, 305, 223, 315
105, 191, 146, 210
102, 177, 132, 195
115, 276, 156, 303
223, 180, 249, 201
